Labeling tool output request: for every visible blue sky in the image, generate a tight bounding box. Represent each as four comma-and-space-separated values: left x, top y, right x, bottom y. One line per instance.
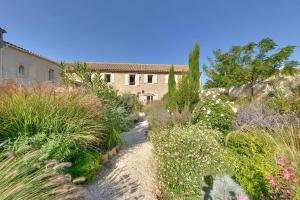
1, 0, 300, 84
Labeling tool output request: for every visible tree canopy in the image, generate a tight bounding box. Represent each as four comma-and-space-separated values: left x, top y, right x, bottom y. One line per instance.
204, 38, 299, 95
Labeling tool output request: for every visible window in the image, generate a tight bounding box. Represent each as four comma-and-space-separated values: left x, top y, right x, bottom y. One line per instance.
18, 65, 25, 76
129, 74, 135, 85
147, 75, 153, 83
147, 96, 154, 104
104, 74, 111, 83
48, 69, 54, 81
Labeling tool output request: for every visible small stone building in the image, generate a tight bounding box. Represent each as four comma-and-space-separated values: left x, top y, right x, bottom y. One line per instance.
0, 27, 60, 85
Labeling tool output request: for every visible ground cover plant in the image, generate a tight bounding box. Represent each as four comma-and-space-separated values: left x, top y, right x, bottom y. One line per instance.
150, 123, 225, 199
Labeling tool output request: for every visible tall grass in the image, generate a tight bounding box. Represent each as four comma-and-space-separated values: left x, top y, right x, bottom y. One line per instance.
0, 142, 85, 200
0, 83, 105, 161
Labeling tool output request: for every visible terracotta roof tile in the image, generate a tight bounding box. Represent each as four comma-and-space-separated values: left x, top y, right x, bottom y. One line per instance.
85, 62, 189, 74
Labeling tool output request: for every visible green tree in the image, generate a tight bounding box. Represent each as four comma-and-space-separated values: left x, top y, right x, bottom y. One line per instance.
188, 42, 201, 110
204, 38, 299, 96
167, 65, 177, 111
176, 74, 189, 112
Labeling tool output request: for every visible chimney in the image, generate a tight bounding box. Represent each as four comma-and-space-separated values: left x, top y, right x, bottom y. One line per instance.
0, 27, 7, 42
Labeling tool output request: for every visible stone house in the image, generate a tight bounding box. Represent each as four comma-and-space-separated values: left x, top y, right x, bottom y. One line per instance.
86, 62, 190, 104
0, 27, 60, 85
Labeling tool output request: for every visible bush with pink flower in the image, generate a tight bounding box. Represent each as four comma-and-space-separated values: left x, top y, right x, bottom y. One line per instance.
264, 156, 299, 200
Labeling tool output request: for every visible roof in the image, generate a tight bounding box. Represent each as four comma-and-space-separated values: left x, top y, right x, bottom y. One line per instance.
3, 41, 58, 65
85, 62, 189, 74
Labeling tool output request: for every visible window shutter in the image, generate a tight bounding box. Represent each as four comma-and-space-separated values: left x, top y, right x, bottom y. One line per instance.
135, 74, 140, 85
144, 74, 147, 83
124, 74, 129, 85
165, 75, 169, 83
175, 75, 178, 83
153, 74, 158, 83
99, 73, 104, 80
111, 73, 115, 83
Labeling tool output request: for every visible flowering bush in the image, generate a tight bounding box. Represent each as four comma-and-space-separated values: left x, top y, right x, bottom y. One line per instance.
264, 156, 299, 200
193, 91, 236, 133
150, 123, 224, 199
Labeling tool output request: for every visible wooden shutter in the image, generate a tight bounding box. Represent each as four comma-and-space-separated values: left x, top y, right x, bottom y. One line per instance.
153, 74, 158, 83
135, 74, 140, 85
111, 73, 115, 83
124, 74, 129, 85
165, 75, 169, 83
144, 74, 148, 83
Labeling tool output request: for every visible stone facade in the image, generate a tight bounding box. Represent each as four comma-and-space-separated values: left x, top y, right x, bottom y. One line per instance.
102, 72, 182, 103
0, 28, 60, 86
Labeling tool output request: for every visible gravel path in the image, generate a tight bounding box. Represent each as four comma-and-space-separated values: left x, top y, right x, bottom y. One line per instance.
82, 117, 157, 200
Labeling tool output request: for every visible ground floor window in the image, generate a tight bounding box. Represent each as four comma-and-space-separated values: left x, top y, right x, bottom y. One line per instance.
147, 96, 153, 104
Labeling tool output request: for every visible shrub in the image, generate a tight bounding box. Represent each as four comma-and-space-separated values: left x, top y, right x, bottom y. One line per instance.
150, 123, 224, 198
0, 83, 104, 161
69, 151, 101, 183
193, 91, 235, 134
233, 103, 299, 131
0, 144, 84, 199
225, 131, 278, 199
265, 156, 299, 200
147, 105, 192, 130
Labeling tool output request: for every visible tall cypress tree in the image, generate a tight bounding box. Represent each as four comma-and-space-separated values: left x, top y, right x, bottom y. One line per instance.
167, 65, 177, 111
188, 42, 201, 110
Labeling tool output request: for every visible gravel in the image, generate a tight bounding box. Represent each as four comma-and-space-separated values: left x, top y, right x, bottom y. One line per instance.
81, 118, 157, 200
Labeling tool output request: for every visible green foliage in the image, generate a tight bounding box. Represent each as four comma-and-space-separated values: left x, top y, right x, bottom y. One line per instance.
204, 38, 299, 96
0, 84, 104, 161
0, 146, 84, 199
225, 131, 278, 199
188, 42, 201, 110
175, 42, 201, 112
150, 123, 224, 199
193, 91, 235, 134
69, 151, 101, 183
264, 92, 291, 114
147, 104, 192, 130
167, 65, 177, 111
176, 75, 190, 112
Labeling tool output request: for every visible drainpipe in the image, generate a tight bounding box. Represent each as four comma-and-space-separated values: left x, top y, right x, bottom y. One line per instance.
0, 27, 7, 81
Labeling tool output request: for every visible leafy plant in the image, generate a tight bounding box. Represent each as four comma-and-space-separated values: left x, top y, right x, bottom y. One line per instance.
193, 91, 235, 133
264, 156, 299, 200
150, 123, 224, 199
69, 151, 101, 183
225, 131, 278, 199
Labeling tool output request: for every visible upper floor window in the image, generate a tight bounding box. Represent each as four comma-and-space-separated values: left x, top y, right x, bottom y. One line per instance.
18, 65, 25, 76
129, 74, 136, 85
48, 69, 54, 81
104, 74, 111, 83
147, 75, 153, 83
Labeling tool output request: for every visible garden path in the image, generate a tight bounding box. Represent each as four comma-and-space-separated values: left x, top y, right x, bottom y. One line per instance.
82, 116, 157, 200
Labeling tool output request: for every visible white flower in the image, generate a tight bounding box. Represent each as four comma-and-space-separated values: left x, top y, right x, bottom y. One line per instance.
202, 107, 206, 111
207, 109, 211, 115
220, 114, 224, 117
212, 95, 216, 99
167, 110, 170, 113
232, 107, 237, 113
